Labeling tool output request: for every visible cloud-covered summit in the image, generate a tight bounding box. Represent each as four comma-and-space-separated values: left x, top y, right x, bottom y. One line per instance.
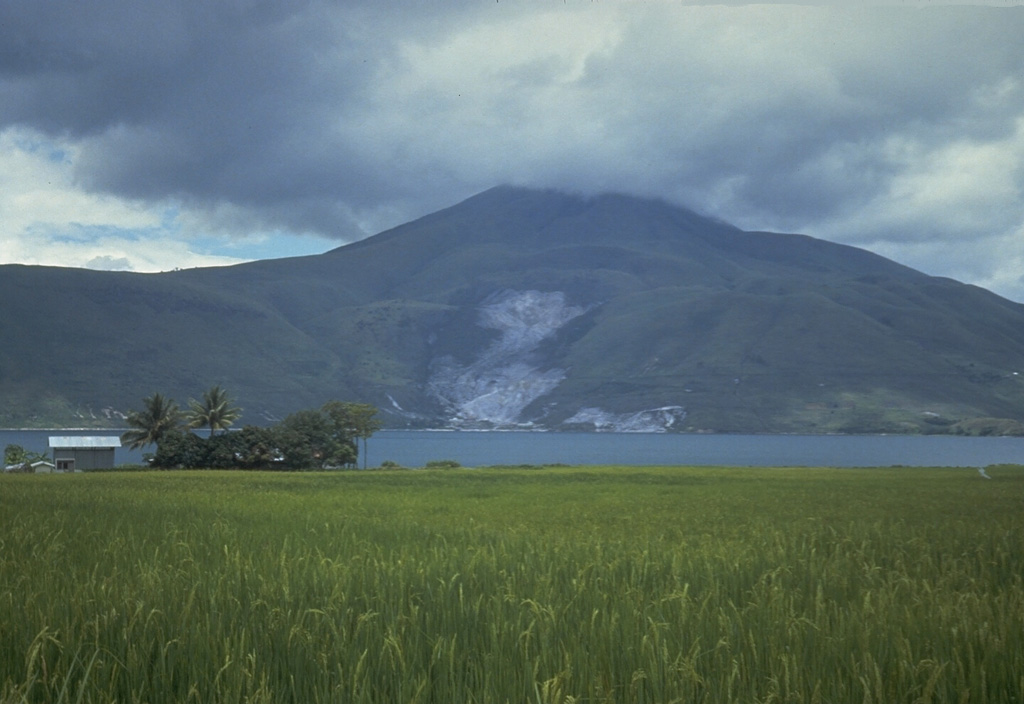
2, 2, 1023, 300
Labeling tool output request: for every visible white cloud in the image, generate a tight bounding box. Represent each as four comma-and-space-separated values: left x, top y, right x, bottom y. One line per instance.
808, 115, 1024, 300
0, 127, 247, 271
0, 129, 158, 233
86, 255, 133, 271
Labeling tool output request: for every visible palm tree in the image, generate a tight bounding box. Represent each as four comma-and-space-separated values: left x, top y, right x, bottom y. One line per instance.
121, 393, 182, 450
187, 385, 242, 436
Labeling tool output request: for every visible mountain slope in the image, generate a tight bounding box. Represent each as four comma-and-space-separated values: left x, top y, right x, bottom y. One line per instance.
3, 186, 1024, 433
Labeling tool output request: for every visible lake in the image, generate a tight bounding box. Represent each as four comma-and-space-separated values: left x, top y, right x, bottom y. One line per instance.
3, 429, 1023, 468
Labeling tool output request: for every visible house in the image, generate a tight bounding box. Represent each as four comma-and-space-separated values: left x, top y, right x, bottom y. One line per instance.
48, 437, 121, 471
3, 460, 55, 474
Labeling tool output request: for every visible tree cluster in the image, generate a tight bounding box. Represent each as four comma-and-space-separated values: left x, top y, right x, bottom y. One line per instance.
121, 387, 380, 470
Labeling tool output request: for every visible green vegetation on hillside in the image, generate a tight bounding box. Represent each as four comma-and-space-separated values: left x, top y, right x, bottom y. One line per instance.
1, 466, 1021, 702
4, 187, 1024, 432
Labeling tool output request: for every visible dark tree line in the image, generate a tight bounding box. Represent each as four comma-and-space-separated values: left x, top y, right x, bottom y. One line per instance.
121, 388, 380, 470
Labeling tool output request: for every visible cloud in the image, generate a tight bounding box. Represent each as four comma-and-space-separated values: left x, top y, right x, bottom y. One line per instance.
1, 2, 1024, 300
0, 126, 251, 271
0, 130, 158, 232
818, 116, 1024, 243
86, 255, 134, 272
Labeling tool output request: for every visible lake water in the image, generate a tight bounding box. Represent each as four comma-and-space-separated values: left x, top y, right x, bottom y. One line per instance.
3, 429, 1023, 468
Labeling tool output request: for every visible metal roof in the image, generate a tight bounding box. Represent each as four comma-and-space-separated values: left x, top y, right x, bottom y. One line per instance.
48, 436, 122, 448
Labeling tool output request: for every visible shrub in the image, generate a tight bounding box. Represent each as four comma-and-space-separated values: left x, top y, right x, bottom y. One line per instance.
424, 459, 461, 469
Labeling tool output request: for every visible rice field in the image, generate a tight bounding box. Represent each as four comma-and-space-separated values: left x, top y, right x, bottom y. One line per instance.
1, 465, 1022, 703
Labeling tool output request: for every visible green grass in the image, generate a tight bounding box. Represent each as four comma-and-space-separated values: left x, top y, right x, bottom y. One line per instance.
2, 466, 1022, 703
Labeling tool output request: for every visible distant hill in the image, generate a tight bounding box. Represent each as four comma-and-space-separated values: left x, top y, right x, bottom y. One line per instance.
4, 185, 1024, 434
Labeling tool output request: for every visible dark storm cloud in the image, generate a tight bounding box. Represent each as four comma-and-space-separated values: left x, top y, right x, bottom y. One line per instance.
2, 1, 1024, 298
0, 0, 464, 238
